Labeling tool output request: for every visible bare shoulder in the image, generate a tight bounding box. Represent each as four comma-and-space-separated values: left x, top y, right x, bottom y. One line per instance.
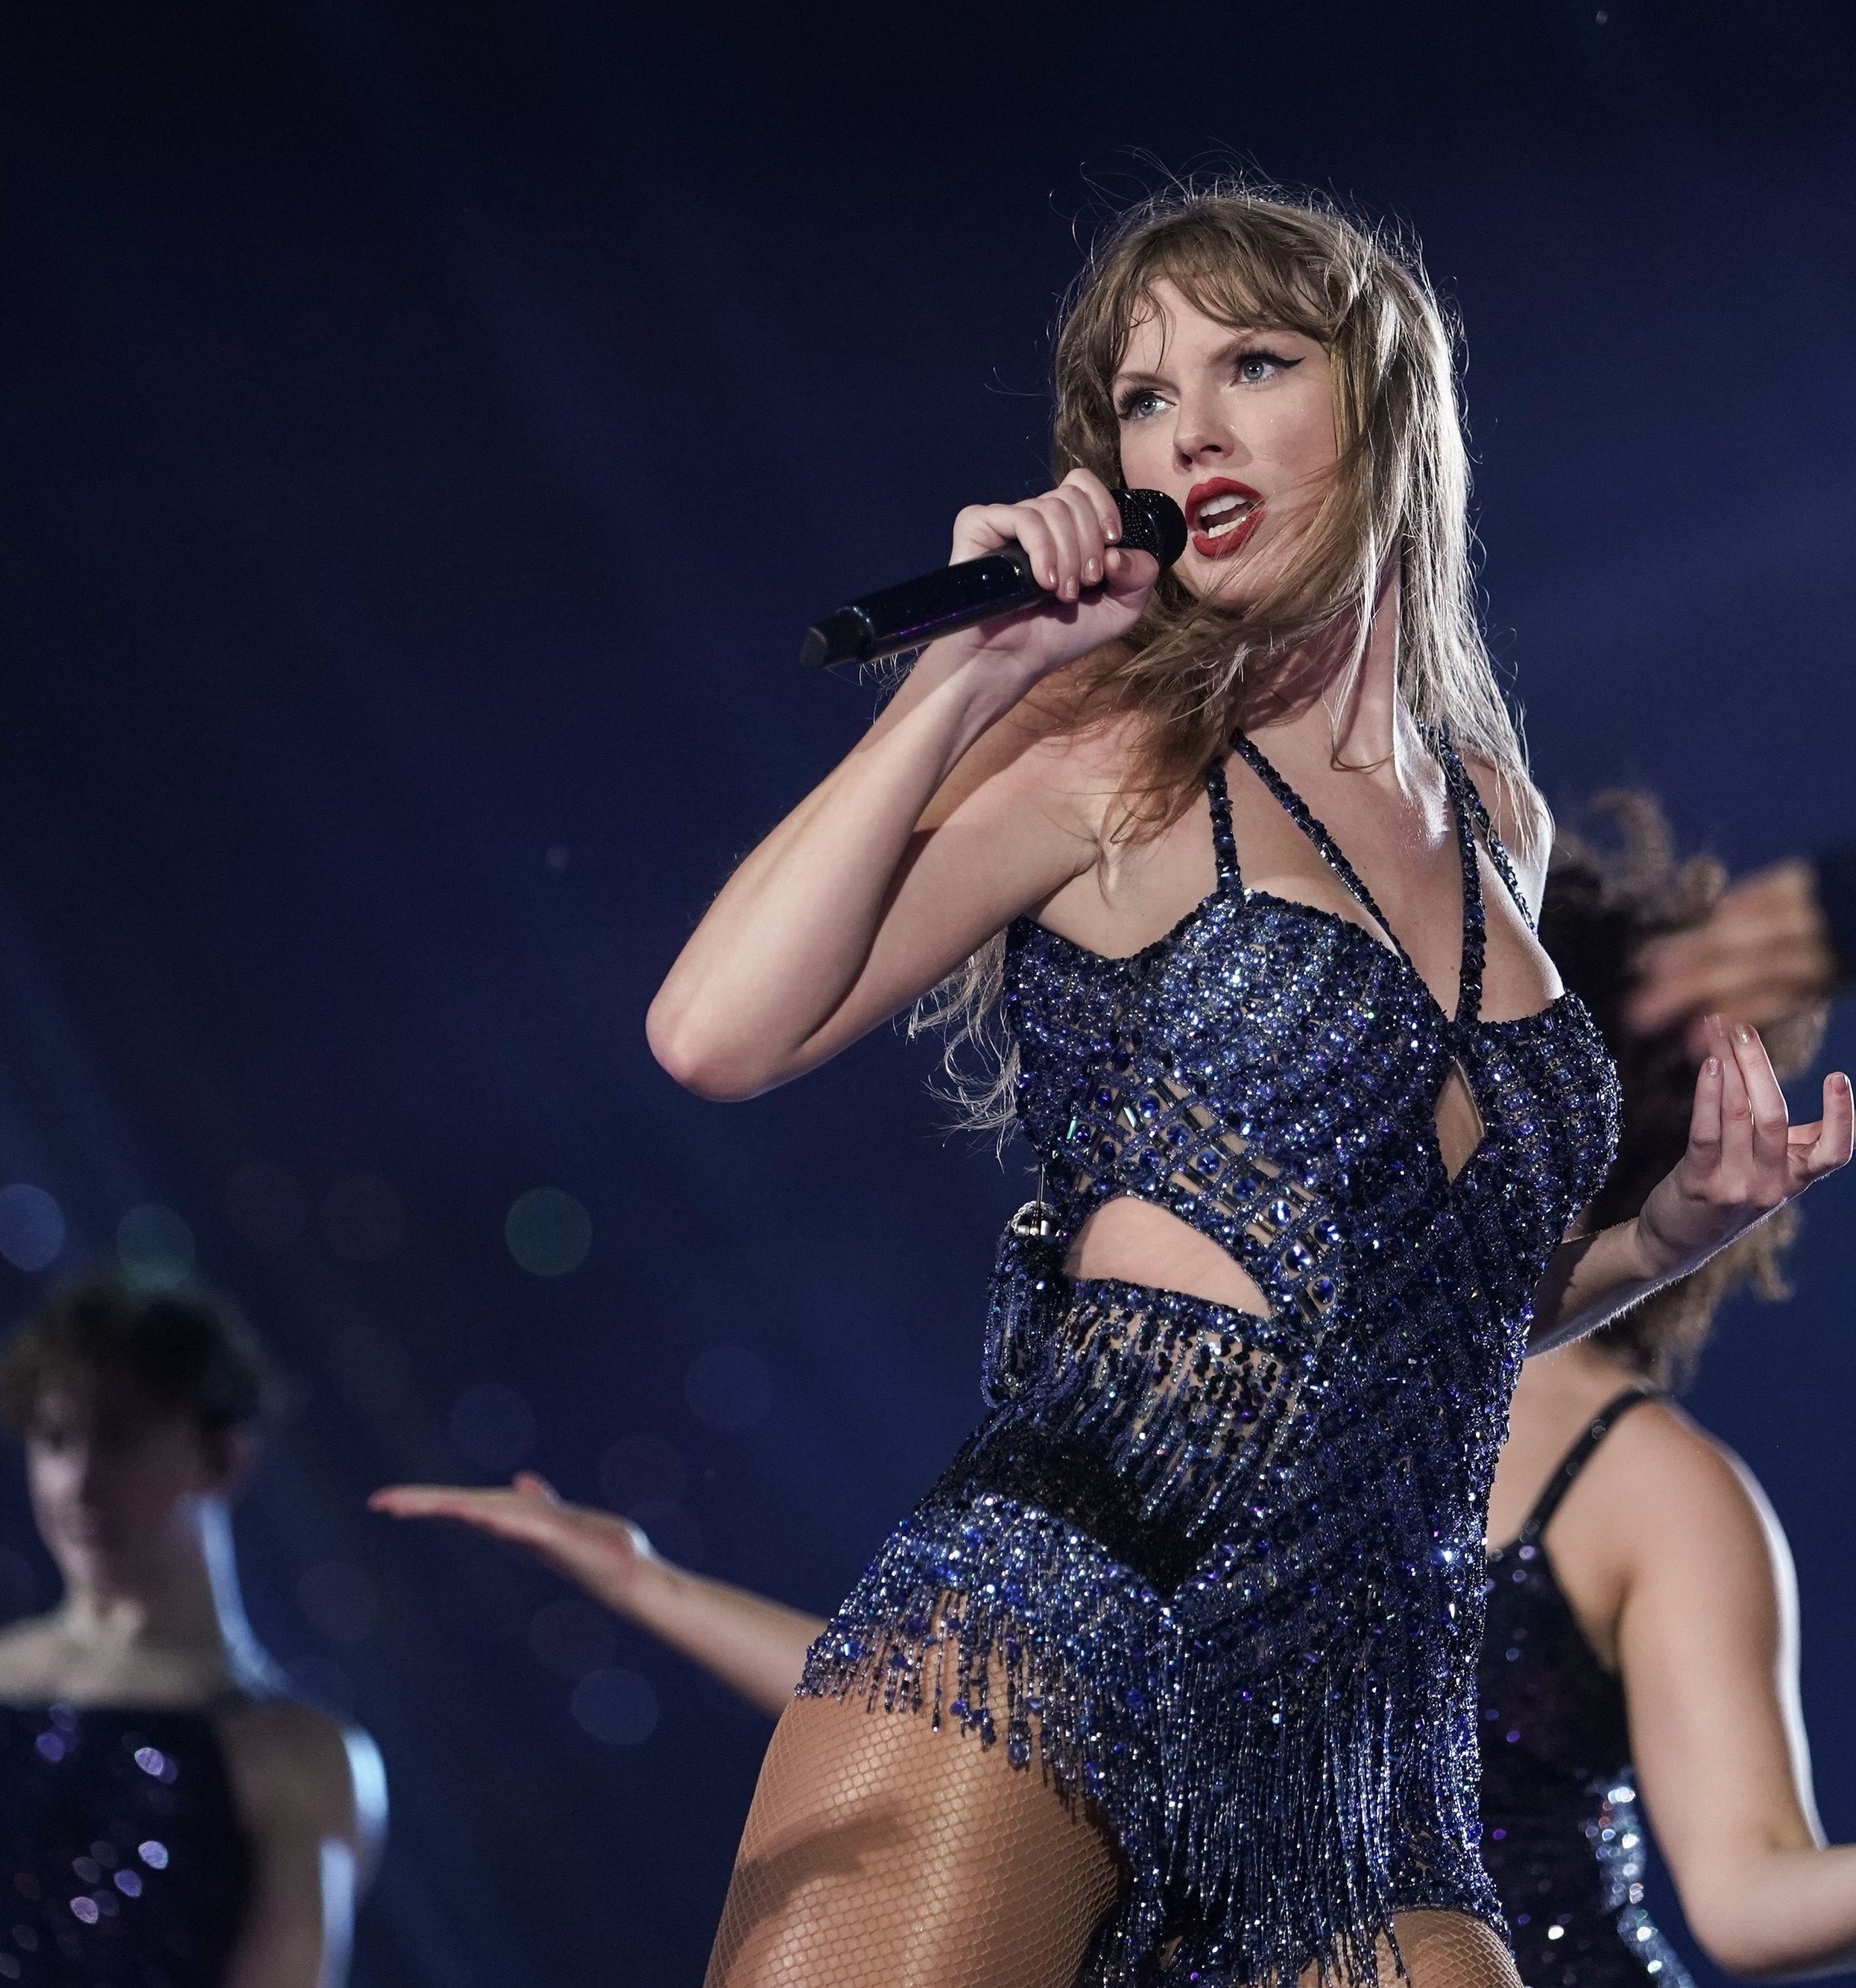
216, 1698, 386, 1852
1459, 752, 1552, 911
1597, 1398, 1782, 1582
0, 1615, 64, 1697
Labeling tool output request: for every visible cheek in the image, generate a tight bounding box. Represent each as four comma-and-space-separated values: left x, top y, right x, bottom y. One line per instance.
1266, 394, 1339, 485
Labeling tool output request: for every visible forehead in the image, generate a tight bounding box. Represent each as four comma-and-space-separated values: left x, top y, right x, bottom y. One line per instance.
1114, 278, 1290, 371
28, 1378, 189, 1443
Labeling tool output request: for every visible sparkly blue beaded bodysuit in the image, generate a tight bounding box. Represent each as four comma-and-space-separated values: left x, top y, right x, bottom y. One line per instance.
801, 733, 1620, 1986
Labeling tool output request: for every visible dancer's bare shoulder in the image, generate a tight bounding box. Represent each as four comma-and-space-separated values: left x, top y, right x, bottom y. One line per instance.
217, 1697, 387, 1870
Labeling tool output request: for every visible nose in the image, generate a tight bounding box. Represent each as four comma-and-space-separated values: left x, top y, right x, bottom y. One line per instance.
1172, 385, 1240, 470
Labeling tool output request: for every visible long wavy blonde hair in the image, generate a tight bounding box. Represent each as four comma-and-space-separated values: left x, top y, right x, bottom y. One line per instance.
914, 181, 1533, 1132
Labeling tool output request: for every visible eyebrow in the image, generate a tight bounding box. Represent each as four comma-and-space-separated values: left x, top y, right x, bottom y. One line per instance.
1111, 329, 1282, 391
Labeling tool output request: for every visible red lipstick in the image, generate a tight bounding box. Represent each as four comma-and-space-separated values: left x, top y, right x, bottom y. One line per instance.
1186, 478, 1265, 561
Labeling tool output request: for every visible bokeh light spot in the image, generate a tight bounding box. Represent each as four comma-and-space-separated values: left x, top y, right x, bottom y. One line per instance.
0, 1185, 64, 1272
505, 1187, 592, 1276
447, 1383, 536, 1473
570, 1667, 658, 1746
684, 1345, 771, 1433
116, 1205, 195, 1284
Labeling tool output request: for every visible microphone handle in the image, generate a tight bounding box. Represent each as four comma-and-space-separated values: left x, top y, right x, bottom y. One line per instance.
802, 547, 1043, 672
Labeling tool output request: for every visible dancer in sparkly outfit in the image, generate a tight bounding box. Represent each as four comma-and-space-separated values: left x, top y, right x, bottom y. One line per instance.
0, 1273, 385, 1987
547, 189, 1856, 1984
1481, 797, 1856, 1988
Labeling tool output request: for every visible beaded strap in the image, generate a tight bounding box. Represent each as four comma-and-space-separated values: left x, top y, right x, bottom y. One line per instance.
1229, 732, 1488, 1030
1436, 735, 1536, 933
1205, 760, 1242, 889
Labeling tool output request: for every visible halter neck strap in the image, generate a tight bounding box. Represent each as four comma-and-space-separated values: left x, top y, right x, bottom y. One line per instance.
1228, 730, 1488, 1029
1205, 759, 1241, 889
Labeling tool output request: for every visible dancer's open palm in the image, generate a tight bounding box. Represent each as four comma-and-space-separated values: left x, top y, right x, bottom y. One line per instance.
1636, 1015, 1853, 1275
370, 1473, 651, 1613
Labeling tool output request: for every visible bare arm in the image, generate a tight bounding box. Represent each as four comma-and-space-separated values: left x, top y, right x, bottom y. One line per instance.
646, 471, 1158, 1099
1618, 1421, 1856, 1978
1529, 1016, 1850, 1351
372, 1474, 822, 1719
218, 1702, 386, 1988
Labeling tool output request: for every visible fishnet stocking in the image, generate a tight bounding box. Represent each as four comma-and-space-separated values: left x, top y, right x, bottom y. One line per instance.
704, 1691, 1123, 1988
1368, 1911, 1521, 1988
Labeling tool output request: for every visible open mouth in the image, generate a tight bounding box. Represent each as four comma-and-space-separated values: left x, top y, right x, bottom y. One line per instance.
1187, 480, 1264, 558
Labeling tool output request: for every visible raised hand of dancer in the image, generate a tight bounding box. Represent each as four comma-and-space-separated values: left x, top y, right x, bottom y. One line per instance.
1534, 1017, 1852, 1348
1634, 1014, 1852, 1271
1627, 859, 1840, 1049
647, 468, 1160, 1102
370, 1474, 823, 1719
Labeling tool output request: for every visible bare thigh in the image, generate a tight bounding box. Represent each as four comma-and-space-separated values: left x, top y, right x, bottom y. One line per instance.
704, 1691, 1124, 1988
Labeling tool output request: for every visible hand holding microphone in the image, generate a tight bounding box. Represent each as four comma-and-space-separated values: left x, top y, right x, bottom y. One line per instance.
802, 469, 1187, 671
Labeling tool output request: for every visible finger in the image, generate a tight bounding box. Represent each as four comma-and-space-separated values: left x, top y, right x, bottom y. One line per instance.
1802, 1071, 1855, 1178
1053, 480, 1114, 587
1061, 467, 1125, 551
1686, 1039, 1724, 1159
1730, 1022, 1792, 1172
1102, 544, 1160, 599
1714, 1017, 1754, 1173
1028, 494, 1084, 600
512, 1471, 561, 1503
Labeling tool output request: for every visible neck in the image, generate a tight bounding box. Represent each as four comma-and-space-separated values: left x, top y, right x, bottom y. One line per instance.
56, 1500, 266, 1687
1246, 567, 1421, 783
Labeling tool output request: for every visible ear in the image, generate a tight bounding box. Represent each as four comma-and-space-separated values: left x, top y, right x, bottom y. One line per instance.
202, 1426, 259, 1498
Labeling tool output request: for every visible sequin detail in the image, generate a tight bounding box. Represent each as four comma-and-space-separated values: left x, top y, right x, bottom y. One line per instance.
0, 1704, 253, 1985
802, 733, 1620, 1986
1480, 1395, 1694, 1987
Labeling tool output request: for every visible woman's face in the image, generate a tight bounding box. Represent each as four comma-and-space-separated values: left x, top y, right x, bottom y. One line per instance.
1111, 279, 1337, 601
26, 1384, 233, 1591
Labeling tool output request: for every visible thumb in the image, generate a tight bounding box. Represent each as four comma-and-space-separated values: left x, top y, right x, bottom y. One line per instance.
511, 1471, 561, 1504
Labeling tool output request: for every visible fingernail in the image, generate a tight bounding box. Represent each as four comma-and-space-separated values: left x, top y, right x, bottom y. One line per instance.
1085, 558, 1100, 583
1705, 1056, 1720, 1076
1735, 1023, 1754, 1044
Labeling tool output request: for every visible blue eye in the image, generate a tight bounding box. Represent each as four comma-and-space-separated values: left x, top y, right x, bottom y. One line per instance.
1117, 388, 1168, 423
1235, 348, 1301, 385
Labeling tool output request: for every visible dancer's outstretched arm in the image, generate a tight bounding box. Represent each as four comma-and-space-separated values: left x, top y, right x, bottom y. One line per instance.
1529, 1014, 1851, 1351
371, 1474, 823, 1719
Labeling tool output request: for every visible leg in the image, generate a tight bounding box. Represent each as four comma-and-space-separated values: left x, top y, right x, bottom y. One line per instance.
705, 1691, 1124, 1988
1382, 1912, 1521, 1988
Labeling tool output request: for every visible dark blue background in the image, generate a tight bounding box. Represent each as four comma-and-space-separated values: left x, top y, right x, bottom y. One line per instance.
4, 2, 1854, 1979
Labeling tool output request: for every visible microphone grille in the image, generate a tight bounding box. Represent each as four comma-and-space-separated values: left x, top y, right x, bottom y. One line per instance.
1114, 488, 1188, 570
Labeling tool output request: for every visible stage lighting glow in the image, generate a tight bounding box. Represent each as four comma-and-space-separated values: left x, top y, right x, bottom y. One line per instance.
448, 1383, 537, 1471
505, 1187, 592, 1276
116, 1205, 195, 1284
684, 1345, 771, 1433
570, 1667, 658, 1747
0, 1184, 63, 1272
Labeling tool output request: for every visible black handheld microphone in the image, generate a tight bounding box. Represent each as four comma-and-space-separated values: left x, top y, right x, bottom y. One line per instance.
801, 487, 1187, 671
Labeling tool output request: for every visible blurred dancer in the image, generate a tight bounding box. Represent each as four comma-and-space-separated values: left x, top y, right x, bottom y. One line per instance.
0, 1272, 385, 1987
382, 797, 1856, 1987
1628, 845, 1855, 1044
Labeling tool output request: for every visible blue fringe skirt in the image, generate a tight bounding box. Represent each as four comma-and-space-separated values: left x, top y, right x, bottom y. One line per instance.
798, 1278, 1503, 1986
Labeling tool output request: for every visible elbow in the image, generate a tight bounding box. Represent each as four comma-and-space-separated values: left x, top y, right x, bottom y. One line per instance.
1687, 1905, 1817, 1981
646, 994, 774, 1102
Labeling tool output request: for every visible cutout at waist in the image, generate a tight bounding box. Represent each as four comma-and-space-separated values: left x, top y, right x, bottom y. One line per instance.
1066, 1196, 1274, 1319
